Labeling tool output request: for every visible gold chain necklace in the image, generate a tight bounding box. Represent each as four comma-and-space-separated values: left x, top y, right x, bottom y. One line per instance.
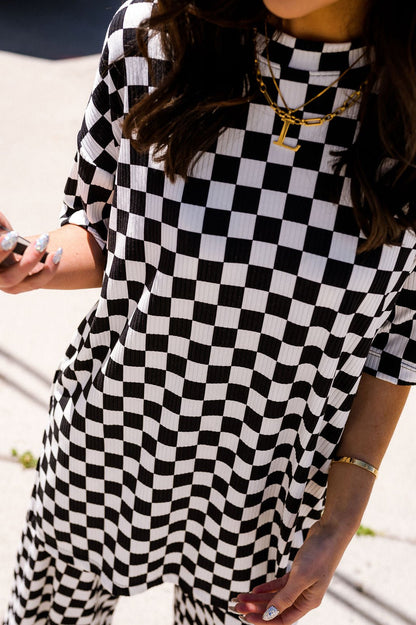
254, 25, 368, 151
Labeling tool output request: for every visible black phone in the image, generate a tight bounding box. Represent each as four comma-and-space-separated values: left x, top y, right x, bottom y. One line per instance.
0, 224, 47, 263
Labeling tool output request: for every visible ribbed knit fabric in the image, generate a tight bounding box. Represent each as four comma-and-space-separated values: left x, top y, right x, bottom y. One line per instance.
7, 0, 416, 619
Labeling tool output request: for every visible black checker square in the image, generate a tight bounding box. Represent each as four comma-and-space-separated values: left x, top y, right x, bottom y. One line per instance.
232, 185, 262, 214
211, 154, 240, 184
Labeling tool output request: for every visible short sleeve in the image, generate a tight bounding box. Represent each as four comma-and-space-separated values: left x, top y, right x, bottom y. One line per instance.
59, 0, 154, 250
364, 269, 416, 385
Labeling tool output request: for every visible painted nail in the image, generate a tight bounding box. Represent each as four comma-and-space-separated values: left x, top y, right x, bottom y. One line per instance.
52, 247, 63, 265
262, 606, 280, 621
228, 601, 240, 614
1, 230, 18, 251
35, 233, 49, 253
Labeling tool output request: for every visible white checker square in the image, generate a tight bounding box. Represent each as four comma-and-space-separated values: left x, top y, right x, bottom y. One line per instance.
269, 269, 297, 299
249, 240, 277, 268
190, 150, 215, 180
185, 360, 208, 382
216, 127, 246, 157
221, 262, 248, 286
228, 211, 257, 239
170, 298, 194, 320
209, 346, 234, 367
309, 200, 337, 230
215, 305, 240, 328
257, 188, 286, 219
162, 175, 185, 201
328, 231, 357, 263
190, 321, 214, 345
246, 102, 275, 134
278, 78, 308, 110
228, 367, 253, 387
168, 334, 190, 357
241, 287, 269, 312
235, 328, 261, 351
297, 251, 327, 282
199, 233, 227, 262
195, 280, 220, 304
278, 220, 308, 250
260, 314, 286, 342
145, 192, 163, 221
288, 299, 315, 327
203, 383, 227, 401
268, 380, 291, 404
173, 253, 199, 279
347, 264, 377, 293
181, 397, 204, 416
277, 343, 303, 366
254, 351, 276, 378
236, 158, 267, 188
206, 181, 235, 210
288, 167, 319, 199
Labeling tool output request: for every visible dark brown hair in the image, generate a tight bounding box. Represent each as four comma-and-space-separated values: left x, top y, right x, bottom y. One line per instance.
123, 0, 416, 251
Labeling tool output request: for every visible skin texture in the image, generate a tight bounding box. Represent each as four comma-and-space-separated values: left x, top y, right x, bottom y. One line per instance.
263, 0, 367, 41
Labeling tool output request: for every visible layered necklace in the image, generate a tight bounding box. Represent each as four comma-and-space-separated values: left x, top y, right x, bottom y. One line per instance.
254, 24, 368, 152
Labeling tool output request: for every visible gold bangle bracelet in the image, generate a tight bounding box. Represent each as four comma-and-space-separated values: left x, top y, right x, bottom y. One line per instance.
331, 456, 379, 478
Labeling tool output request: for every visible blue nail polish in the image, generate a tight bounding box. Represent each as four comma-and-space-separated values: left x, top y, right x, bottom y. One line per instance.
35, 233, 49, 253
1, 231, 18, 251
262, 606, 280, 621
52, 247, 63, 265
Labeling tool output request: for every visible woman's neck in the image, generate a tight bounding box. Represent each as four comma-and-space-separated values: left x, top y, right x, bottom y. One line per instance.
274, 1, 366, 43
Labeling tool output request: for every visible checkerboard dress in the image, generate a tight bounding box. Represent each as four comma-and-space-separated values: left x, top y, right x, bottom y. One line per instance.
4, 1, 416, 624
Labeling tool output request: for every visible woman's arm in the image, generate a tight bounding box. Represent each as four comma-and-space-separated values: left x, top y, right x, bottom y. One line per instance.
320, 372, 410, 535
232, 373, 411, 625
0, 221, 105, 294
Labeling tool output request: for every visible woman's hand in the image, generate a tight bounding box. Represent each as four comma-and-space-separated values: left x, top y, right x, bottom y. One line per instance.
0, 215, 106, 292
0, 212, 62, 294
231, 519, 352, 625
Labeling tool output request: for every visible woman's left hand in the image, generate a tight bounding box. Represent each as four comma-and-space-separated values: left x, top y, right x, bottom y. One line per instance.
231, 519, 353, 625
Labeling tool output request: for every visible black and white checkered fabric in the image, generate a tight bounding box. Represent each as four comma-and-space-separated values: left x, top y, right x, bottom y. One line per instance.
4, 509, 118, 625
3, 506, 237, 625
173, 586, 241, 625
10, 0, 416, 618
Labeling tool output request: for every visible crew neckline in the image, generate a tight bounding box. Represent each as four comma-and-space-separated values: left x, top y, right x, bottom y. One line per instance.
257, 25, 368, 73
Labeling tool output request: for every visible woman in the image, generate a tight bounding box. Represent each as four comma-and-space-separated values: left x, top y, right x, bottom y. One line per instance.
1, 0, 415, 624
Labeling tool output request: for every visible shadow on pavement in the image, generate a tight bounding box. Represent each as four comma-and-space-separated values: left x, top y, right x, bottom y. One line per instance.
0, 0, 122, 60
330, 571, 416, 625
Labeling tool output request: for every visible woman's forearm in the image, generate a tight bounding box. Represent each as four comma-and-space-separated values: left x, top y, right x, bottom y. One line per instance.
25, 224, 106, 290
320, 372, 411, 538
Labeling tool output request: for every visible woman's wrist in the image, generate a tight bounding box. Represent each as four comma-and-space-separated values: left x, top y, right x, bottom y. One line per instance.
318, 459, 376, 541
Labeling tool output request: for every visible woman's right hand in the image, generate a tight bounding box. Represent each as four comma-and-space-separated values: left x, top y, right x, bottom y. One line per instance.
0, 212, 62, 295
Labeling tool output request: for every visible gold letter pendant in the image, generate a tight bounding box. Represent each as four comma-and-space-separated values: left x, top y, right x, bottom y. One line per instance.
273, 119, 300, 152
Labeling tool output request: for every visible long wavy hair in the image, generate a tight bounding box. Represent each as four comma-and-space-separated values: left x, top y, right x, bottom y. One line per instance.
123, 0, 416, 252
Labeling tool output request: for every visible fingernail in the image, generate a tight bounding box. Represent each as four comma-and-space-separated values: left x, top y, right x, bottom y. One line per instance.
228, 601, 240, 614
35, 233, 49, 253
262, 606, 280, 621
52, 247, 63, 265
1, 230, 18, 251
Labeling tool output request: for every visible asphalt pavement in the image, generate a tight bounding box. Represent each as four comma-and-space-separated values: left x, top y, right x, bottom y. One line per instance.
0, 8, 415, 625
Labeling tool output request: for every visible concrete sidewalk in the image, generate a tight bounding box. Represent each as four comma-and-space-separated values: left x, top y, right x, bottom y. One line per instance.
0, 48, 415, 625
